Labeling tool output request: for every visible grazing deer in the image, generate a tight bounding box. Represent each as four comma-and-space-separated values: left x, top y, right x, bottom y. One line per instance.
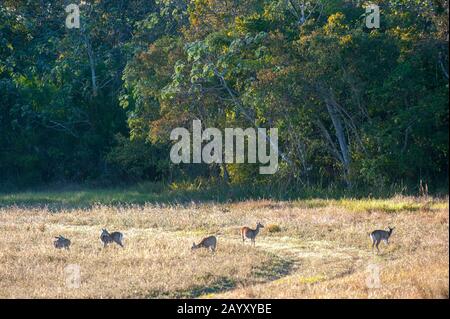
370, 227, 395, 252
191, 236, 217, 252
241, 222, 264, 246
54, 235, 71, 250
100, 228, 124, 248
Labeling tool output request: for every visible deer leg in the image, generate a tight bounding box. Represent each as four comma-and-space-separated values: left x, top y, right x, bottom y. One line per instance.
376, 241, 380, 253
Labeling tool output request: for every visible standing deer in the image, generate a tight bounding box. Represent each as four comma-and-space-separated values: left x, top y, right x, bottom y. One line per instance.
191, 236, 217, 252
100, 228, 124, 248
241, 222, 264, 246
370, 227, 395, 252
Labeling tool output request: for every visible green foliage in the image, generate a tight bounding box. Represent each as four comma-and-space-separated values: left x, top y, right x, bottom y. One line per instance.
0, 0, 448, 193
106, 134, 170, 182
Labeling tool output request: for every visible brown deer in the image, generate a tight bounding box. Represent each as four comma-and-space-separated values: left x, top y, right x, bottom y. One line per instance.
241, 222, 264, 246
370, 227, 395, 253
100, 228, 124, 248
191, 236, 217, 252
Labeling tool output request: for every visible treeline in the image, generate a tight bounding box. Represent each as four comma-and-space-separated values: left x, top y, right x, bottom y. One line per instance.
0, 0, 448, 192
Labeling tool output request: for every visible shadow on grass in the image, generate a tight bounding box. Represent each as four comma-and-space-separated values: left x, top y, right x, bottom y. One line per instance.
165, 277, 237, 299
252, 253, 294, 281
147, 254, 294, 298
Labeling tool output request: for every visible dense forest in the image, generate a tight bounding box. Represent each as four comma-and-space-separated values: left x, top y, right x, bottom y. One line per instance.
0, 0, 448, 193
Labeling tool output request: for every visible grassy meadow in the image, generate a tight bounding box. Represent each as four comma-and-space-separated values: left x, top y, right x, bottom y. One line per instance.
0, 187, 448, 299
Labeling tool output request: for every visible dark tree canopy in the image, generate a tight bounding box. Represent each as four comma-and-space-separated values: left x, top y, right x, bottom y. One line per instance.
0, 0, 448, 193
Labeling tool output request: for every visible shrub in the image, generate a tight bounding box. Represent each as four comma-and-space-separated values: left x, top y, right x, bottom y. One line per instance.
266, 224, 282, 233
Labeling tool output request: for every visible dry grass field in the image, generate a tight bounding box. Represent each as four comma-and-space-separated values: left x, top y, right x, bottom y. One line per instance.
0, 195, 448, 299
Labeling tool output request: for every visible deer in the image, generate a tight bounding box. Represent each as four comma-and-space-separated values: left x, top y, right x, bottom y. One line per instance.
54, 235, 71, 250
191, 236, 217, 252
370, 227, 395, 253
241, 222, 264, 246
100, 228, 124, 248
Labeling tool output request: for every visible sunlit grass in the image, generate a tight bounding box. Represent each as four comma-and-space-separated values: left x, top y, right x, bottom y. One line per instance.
293, 197, 447, 213
0, 193, 448, 298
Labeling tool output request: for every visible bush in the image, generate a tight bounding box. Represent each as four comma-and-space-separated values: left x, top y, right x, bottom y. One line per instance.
266, 224, 282, 233
106, 134, 170, 182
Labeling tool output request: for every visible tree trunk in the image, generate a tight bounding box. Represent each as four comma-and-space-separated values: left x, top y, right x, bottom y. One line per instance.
80, 17, 98, 98
325, 98, 351, 185
84, 35, 98, 97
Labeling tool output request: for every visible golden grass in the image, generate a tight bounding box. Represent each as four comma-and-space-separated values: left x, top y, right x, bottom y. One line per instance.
0, 196, 448, 298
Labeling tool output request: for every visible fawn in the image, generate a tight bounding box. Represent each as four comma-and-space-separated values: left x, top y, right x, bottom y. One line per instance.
370, 227, 395, 252
191, 236, 217, 252
100, 228, 124, 248
241, 222, 264, 246
54, 235, 71, 250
